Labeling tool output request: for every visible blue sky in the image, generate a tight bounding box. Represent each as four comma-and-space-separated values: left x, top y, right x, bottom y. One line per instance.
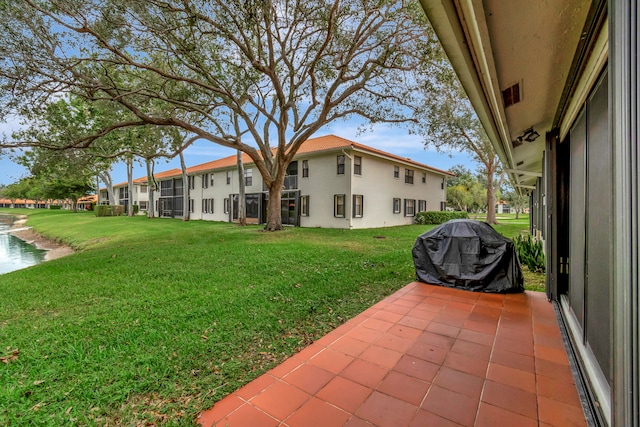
0, 120, 476, 187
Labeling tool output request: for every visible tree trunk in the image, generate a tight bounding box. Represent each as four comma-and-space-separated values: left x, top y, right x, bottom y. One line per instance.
99, 171, 115, 206
127, 158, 134, 217
264, 178, 285, 231
485, 167, 497, 224
146, 159, 155, 219
236, 150, 246, 226
179, 152, 190, 221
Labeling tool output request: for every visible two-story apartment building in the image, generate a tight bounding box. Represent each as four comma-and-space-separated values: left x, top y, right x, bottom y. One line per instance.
144, 135, 451, 229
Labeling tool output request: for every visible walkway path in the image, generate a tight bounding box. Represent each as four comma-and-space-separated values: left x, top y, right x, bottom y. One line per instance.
198, 282, 586, 427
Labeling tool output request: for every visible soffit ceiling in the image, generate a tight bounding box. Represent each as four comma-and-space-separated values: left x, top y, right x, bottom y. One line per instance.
422, 0, 591, 190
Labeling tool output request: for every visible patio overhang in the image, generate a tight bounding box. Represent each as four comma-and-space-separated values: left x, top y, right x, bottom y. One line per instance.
419, 0, 592, 192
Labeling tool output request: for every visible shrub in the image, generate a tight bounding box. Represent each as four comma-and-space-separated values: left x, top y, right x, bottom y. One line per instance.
414, 211, 468, 225
49, 205, 62, 210
94, 205, 124, 217
513, 234, 546, 273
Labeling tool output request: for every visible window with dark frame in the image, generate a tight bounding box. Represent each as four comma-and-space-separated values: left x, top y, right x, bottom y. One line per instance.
354, 156, 362, 175
224, 198, 230, 213
189, 198, 194, 213
418, 199, 427, 212
422, 173, 426, 184
334, 194, 345, 217
141, 185, 148, 193
337, 155, 345, 175
210, 174, 215, 187
302, 160, 309, 178
244, 168, 253, 186
301, 195, 310, 216
404, 199, 416, 216
393, 166, 399, 178
188, 176, 195, 190
405, 169, 414, 184
202, 174, 208, 189
352, 194, 364, 218
441, 178, 445, 189
393, 198, 401, 214
226, 171, 231, 185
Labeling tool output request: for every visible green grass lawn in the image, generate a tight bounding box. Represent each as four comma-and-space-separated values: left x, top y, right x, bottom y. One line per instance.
0, 210, 541, 425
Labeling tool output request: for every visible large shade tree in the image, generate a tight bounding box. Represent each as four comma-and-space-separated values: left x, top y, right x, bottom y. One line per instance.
0, 0, 446, 230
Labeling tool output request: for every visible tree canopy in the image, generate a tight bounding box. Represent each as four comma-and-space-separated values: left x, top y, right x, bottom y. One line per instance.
0, 0, 448, 230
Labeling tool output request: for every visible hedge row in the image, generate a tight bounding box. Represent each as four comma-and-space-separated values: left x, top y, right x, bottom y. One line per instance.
94, 205, 125, 217
414, 211, 468, 225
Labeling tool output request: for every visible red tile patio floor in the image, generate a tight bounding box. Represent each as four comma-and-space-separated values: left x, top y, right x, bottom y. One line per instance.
197, 282, 587, 427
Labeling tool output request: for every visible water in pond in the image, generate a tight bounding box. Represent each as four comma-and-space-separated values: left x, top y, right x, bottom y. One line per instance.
0, 215, 46, 274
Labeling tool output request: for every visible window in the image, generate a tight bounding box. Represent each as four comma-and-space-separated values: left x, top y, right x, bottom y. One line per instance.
244, 168, 253, 186
224, 198, 230, 213
441, 178, 445, 189
301, 195, 310, 216
141, 185, 148, 193
210, 174, 215, 187
405, 169, 414, 184
337, 155, 345, 175
334, 194, 345, 217
393, 198, 401, 214
354, 156, 362, 175
422, 173, 426, 184
418, 200, 427, 212
404, 199, 416, 217
302, 160, 309, 178
352, 195, 364, 218
188, 175, 195, 190
139, 201, 148, 210
202, 198, 214, 213
393, 166, 399, 178
440, 201, 446, 211
226, 171, 232, 185
202, 174, 208, 189
189, 198, 195, 213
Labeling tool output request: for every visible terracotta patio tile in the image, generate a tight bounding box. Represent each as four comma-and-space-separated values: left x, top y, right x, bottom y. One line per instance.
213, 403, 278, 427
375, 332, 415, 353
533, 332, 566, 349
491, 348, 535, 373
534, 344, 571, 365
250, 381, 310, 421
433, 313, 468, 328
538, 396, 587, 427
450, 339, 492, 360
359, 344, 404, 369
283, 363, 334, 394
409, 409, 463, 427
467, 312, 501, 325
535, 359, 576, 384
376, 370, 430, 406
309, 348, 354, 374
471, 304, 502, 317
536, 375, 582, 407
385, 303, 413, 315
443, 351, 489, 378
416, 330, 456, 349
426, 321, 461, 338
316, 376, 372, 413
356, 391, 418, 426
393, 354, 441, 382
236, 374, 278, 400
395, 297, 422, 308
486, 362, 536, 393
397, 314, 431, 331
533, 323, 562, 338
267, 356, 304, 379
386, 323, 423, 340
444, 300, 475, 312
198, 396, 245, 427
475, 402, 537, 427
407, 341, 448, 365
340, 359, 388, 388
360, 317, 395, 332
346, 326, 382, 343
371, 309, 404, 323
407, 307, 439, 320
344, 416, 375, 426
421, 385, 480, 426
433, 366, 484, 400
330, 336, 370, 357
283, 397, 350, 427
416, 299, 448, 312
481, 380, 538, 420
294, 343, 324, 361
457, 329, 495, 347
463, 319, 498, 335
494, 334, 534, 356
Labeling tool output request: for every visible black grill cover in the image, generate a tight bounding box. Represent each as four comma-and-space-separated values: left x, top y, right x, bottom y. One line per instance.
412, 219, 524, 293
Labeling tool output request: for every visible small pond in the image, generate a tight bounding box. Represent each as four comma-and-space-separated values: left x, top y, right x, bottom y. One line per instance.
0, 214, 46, 274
